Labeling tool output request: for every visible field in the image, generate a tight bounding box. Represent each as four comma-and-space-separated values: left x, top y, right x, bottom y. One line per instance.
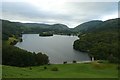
2, 61, 118, 78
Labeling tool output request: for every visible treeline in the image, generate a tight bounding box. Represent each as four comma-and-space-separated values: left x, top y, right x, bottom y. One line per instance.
2, 19, 50, 67
73, 18, 120, 63
73, 31, 119, 63
2, 19, 75, 41
2, 43, 49, 67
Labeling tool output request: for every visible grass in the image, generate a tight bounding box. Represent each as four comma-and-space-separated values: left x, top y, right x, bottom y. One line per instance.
0, 65, 2, 78
2, 62, 118, 78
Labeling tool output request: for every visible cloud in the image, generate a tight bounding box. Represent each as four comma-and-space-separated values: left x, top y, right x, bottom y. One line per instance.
1, 1, 118, 28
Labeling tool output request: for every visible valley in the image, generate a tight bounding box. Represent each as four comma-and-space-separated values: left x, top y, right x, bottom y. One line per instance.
2, 18, 119, 78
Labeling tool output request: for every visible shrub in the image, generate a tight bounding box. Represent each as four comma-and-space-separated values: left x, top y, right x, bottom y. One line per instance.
20, 74, 23, 75
63, 61, 67, 64
47, 63, 51, 65
73, 60, 77, 63
29, 67, 32, 70
10, 40, 18, 45
20, 38, 23, 42
117, 65, 120, 70
51, 67, 59, 71
44, 66, 47, 69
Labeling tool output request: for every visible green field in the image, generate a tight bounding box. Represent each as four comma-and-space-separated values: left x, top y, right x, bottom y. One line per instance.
0, 65, 2, 78
2, 62, 118, 78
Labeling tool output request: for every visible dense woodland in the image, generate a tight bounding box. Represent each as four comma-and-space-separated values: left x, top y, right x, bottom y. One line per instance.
3, 42, 49, 67
2, 20, 50, 67
73, 18, 120, 63
2, 19, 74, 40
2, 18, 120, 67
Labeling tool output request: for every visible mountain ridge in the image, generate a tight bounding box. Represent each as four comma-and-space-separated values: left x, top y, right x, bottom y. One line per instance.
2, 18, 119, 35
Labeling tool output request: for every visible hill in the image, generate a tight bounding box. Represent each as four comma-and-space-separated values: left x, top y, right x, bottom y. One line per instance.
73, 18, 119, 33
2, 19, 71, 40
73, 20, 103, 32
73, 18, 120, 63
94, 18, 119, 32
23, 23, 51, 28
23, 23, 69, 30
2, 20, 24, 40
52, 24, 69, 30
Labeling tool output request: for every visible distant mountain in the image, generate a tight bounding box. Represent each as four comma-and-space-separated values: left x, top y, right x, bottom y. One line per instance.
2, 19, 71, 40
23, 23, 69, 31
2, 19, 69, 30
52, 24, 69, 30
22, 23, 51, 29
73, 20, 103, 32
73, 18, 120, 63
2, 18, 119, 40
94, 18, 119, 32
74, 18, 119, 33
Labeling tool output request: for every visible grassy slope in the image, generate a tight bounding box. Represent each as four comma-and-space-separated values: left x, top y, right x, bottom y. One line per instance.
2, 62, 118, 78
0, 65, 1, 78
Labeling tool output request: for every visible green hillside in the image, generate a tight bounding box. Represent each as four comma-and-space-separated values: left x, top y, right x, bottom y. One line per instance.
73, 20, 103, 32
2, 62, 118, 78
73, 18, 119, 33
2, 19, 72, 40
73, 18, 120, 63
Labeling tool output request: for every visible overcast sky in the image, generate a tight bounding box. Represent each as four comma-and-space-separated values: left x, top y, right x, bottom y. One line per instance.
0, 0, 119, 28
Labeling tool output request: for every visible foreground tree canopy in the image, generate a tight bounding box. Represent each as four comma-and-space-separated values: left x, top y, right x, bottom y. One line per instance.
3, 42, 49, 67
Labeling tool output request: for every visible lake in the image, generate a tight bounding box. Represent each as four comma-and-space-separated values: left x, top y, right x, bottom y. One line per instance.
15, 34, 90, 64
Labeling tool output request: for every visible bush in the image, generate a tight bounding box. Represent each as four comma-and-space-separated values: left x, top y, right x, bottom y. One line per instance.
44, 66, 47, 69
117, 65, 120, 70
47, 63, 51, 65
20, 38, 23, 42
63, 61, 67, 64
29, 67, 32, 70
10, 40, 18, 45
51, 67, 59, 71
20, 74, 23, 75
73, 60, 77, 63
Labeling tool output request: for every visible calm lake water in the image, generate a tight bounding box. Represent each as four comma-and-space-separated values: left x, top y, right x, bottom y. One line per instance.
15, 34, 90, 64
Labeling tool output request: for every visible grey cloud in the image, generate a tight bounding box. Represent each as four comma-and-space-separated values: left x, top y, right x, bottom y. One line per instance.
1, 2, 118, 28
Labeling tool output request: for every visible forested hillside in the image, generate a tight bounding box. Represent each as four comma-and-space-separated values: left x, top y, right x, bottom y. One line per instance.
2, 19, 73, 40
2, 20, 49, 67
2, 18, 119, 67
73, 20, 103, 32
3, 43, 49, 67
73, 18, 120, 63
2, 20, 23, 40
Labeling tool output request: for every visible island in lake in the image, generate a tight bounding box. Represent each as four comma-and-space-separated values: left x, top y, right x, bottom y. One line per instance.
39, 32, 53, 36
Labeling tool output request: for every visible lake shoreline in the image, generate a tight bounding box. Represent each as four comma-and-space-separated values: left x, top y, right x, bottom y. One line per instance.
15, 34, 90, 64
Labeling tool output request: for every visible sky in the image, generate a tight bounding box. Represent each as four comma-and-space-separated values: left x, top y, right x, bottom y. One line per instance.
0, 0, 119, 28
